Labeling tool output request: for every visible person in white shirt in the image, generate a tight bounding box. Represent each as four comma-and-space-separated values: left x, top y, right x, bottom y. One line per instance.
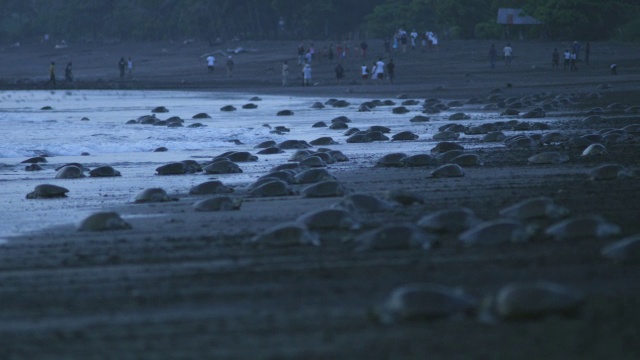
361, 64, 369, 84
375, 58, 385, 82
503, 43, 512, 67
206, 55, 215, 73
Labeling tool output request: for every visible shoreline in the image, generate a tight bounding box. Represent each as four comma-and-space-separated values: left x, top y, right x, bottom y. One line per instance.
1, 40, 640, 359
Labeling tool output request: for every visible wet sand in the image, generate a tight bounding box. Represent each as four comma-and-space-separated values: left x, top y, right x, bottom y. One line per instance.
1, 39, 640, 359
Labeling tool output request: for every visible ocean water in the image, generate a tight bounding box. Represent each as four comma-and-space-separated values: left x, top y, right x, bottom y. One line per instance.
0, 89, 514, 241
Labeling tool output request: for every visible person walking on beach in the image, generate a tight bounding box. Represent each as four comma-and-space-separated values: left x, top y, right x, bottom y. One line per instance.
503, 43, 513, 67
282, 60, 289, 86
386, 59, 395, 84
585, 42, 590, 65
361, 63, 369, 84
374, 58, 385, 83
127, 57, 134, 79
226, 56, 234, 77
64, 62, 73, 82
334, 63, 344, 85
302, 62, 312, 86
552, 48, 560, 69
46, 61, 56, 88
118, 57, 126, 79
489, 44, 497, 68
206, 55, 215, 74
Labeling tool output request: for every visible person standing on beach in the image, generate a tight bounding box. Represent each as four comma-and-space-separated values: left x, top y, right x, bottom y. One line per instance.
552, 48, 560, 69
375, 58, 385, 83
585, 42, 590, 65
118, 57, 126, 79
360, 40, 368, 58
361, 63, 369, 84
297, 43, 305, 65
334, 63, 344, 85
206, 55, 215, 74
127, 57, 134, 79
302, 63, 312, 86
489, 44, 497, 68
282, 60, 289, 86
503, 43, 512, 67
47, 61, 56, 88
65, 62, 73, 82
386, 59, 395, 84
563, 49, 571, 69
570, 50, 578, 71
226, 56, 234, 77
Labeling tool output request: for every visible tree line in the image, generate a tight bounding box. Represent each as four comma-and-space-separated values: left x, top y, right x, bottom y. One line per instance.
1, 0, 638, 43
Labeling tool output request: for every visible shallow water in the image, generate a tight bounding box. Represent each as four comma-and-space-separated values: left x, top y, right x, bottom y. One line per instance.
0, 89, 549, 241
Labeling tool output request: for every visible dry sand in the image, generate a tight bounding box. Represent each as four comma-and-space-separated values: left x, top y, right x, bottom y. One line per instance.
1, 39, 640, 359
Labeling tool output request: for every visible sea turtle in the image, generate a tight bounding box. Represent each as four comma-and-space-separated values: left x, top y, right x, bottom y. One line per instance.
248, 96, 262, 101
432, 131, 460, 141
203, 160, 242, 174
499, 197, 569, 220
601, 233, 640, 264
312, 121, 327, 128
254, 140, 277, 149
431, 142, 464, 154
55, 165, 86, 179
249, 222, 320, 247
289, 150, 314, 162
151, 106, 169, 113
450, 153, 484, 166
335, 193, 394, 214
277, 139, 312, 149
527, 152, 569, 164
416, 207, 480, 234
326, 150, 349, 162
193, 196, 242, 211
294, 168, 336, 184
544, 215, 621, 241
299, 155, 326, 168
589, 163, 632, 180
430, 163, 465, 178
309, 137, 338, 146
383, 189, 424, 205
89, 165, 121, 177
155, 162, 188, 175
310, 102, 325, 109
354, 224, 432, 252
276, 109, 294, 116
25, 164, 43, 171
248, 180, 296, 197
392, 131, 419, 141
459, 219, 535, 246
181, 160, 202, 173
77, 211, 132, 232
409, 115, 430, 123
26, 184, 69, 199
438, 150, 465, 163
486, 281, 585, 321
375, 153, 408, 167
223, 151, 258, 162
400, 154, 437, 167
300, 180, 347, 198
192, 112, 211, 119
242, 103, 258, 109
220, 105, 236, 112
329, 121, 349, 130
448, 112, 471, 121
481, 131, 507, 142
257, 147, 284, 155
392, 106, 410, 114
133, 188, 178, 203
296, 208, 360, 230
22, 156, 47, 164
189, 180, 234, 195
377, 283, 478, 324
270, 162, 305, 173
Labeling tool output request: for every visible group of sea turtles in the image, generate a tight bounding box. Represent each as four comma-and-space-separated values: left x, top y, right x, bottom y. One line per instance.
21, 89, 640, 323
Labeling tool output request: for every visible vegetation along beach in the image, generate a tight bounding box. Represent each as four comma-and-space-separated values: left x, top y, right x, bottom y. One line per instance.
1, 1, 640, 359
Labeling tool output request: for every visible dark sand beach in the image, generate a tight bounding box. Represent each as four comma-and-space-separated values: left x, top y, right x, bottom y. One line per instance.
1, 39, 640, 359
